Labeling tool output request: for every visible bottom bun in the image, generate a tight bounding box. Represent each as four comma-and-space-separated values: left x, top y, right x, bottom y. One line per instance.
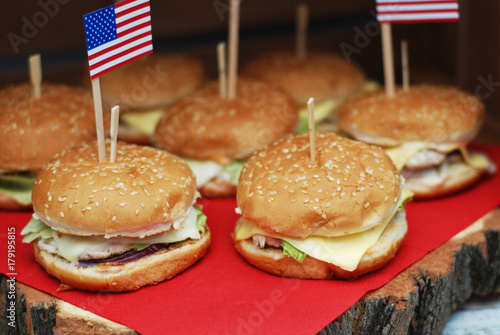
0, 191, 32, 211
199, 177, 237, 198
33, 228, 211, 292
234, 210, 407, 279
402, 160, 486, 199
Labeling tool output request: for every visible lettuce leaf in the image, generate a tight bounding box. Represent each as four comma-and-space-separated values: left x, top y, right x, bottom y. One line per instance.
194, 205, 207, 233
282, 240, 307, 263
21, 217, 52, 243
0, 173, 36, 205
220, 160, 245, 186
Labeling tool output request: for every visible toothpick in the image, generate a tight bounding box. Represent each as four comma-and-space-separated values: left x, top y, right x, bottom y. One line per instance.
401, 40, 410, 92
227, 0, 240, 100
381, 23, 395, 97
307, 98, 317, 163
110, 105, 120, 163
29, 54, 42, 99
91, 78, 106, 162
296, 4, 309, 60
217, 42, 227, 99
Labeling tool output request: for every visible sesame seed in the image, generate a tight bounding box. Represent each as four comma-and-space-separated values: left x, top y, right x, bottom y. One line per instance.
69, 204, 73, 209
136, 209, 139, 215
364, 202, 370, 208
45, 204, 49, 209
112, 216, 117, 222
60, 212, 64, 218
48, 195, 52, 201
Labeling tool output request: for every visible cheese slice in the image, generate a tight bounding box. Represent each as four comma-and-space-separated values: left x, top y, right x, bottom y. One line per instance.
53, 207, 199, 262
121, 109, 165, 136
235, 188, 412, 271
183, 158, 224, 187
385, 143, 492, 172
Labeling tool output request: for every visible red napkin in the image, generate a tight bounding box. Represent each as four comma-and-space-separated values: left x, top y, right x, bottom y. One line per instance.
1, 145, 500, 335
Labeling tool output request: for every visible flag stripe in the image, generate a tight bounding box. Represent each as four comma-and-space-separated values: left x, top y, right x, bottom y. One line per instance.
117, 16, 151, 33
89, 35, 152, 65
378, 9, 458, 14
376, 0, 457, 3
115, 0, 149, 12
377, 4, 458, 11
88, 26, 151, 56
90, 45, 153, 77
116, 11, 150, 29
377, 12, 459, 21
378, 18, 459, 23
115, 4, 150, 23
117, 20, 151, 37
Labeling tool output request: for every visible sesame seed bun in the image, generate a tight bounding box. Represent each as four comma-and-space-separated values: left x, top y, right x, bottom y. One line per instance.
234, 209, 407, 279
32, 141, 197, 238
92, 54, 205, 112
242, 51, 365, 105
33, 228, 210, 292
0, 83, 104, 172
237, 132, 402, 238
338, 85, 485, 147
153, 79, 298, 161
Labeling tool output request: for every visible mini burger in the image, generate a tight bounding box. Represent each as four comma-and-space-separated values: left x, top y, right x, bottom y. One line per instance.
234, 132, 412, 279
89, 54, 205, 145
153, 79, 298, 198
0, 83, 104, 210
339, 85, 496, 199
21, 141, 209, 292
242, 51, 377, 133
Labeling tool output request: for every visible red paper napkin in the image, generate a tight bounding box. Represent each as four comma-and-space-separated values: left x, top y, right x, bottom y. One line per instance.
1, 145, 500, 335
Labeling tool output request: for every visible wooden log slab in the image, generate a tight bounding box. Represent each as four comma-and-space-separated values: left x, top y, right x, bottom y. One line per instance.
1, 207, 499, 334
323, 206, 500, 334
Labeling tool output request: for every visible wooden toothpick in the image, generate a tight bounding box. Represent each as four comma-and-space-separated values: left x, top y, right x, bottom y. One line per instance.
296, 4, 309, 60
381, 23, 395, 97
307, 98, 317, 162
227, 0, 241, 100
401, 40, 410, 92
110, 105, 120, 163
91, 78, 106, 162
29, 54, 42, 99
217, 42, 227, 99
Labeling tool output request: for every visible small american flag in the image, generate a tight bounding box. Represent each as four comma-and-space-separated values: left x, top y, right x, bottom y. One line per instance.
376, 0, 459, 24
84, 0, 153, 79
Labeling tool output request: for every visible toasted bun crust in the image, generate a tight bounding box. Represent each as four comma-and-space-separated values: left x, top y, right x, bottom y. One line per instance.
91, 54, 205, 111
0, 190, 32, 211
0, 83, 103, 172
32, 141, 197, 238
198, 177, 237, 198
339, 85, 485, 147
234, 210, 407, 279
242, 51, 365, 105
403, 160, 485, 199
237, 132, 402, 238
153, 79, 298, 161
33, 228, 210, 292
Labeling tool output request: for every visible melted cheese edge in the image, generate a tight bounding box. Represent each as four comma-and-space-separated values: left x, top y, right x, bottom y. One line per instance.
53, 208, 200, 262
235, 188, 412, 271
120, 109, 165, 136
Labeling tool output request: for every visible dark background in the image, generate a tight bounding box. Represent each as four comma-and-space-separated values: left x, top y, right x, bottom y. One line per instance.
1, 0, 498, 140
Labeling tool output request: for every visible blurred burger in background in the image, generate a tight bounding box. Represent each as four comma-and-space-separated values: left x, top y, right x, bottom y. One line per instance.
234, 132, 412, 279
86, 54, 205, 144
0, 83, 106, 210
153, 78, 298, 198
242, 51, 376, 133
339, 85, 496, 199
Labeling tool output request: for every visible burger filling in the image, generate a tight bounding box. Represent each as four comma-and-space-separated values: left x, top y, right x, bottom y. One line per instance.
385, 143, 495, 188
120, 109, 165, 137
235, 188, 412, 271
21, 205, 207, 266
0, 170, 36, 205
183, 158, 245, 187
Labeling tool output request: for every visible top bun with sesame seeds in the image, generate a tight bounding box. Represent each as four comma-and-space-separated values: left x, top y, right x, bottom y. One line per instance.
338, 85, 484, 147
0, 83, 105, 172
236, 132, 403, 238
153, 78, 298, 161
32, 141, 197, 237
